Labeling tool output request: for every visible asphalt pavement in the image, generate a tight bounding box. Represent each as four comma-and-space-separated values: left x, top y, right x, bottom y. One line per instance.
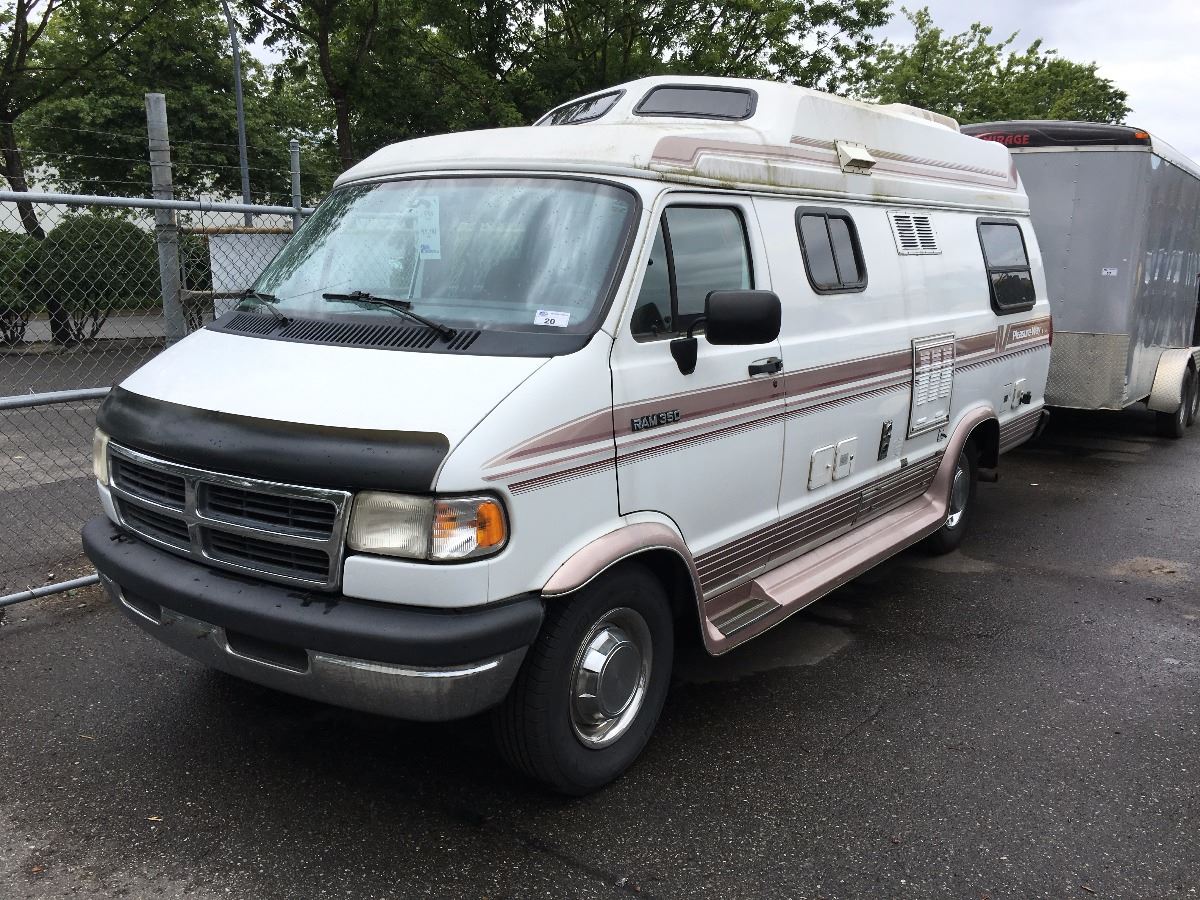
0, 407, 1197, 899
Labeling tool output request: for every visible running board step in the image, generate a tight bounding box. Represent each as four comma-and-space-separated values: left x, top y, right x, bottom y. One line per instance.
711, 596, 781, 637
699, 414, 980, 656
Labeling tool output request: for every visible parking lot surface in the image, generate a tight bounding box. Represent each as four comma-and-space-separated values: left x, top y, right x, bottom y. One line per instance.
1, 408, 1197, 899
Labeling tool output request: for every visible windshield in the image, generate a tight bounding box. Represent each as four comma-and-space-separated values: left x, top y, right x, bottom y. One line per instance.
251, 177, 637, 335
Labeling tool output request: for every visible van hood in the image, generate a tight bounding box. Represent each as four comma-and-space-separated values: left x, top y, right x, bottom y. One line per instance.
105, 328, 547, 491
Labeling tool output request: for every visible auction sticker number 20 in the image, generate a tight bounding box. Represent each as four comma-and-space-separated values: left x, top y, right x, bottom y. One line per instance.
535, 309, 571, 328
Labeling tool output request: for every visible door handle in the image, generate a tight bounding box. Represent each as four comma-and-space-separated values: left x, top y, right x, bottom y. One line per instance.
749, 357, 783, 377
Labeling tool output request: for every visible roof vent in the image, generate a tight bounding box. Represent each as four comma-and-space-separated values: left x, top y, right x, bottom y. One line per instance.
836, 140, 876, 174
888, 212, 940, 255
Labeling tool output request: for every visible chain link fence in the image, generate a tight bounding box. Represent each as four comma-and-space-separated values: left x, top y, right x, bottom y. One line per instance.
0, 191, 309, 597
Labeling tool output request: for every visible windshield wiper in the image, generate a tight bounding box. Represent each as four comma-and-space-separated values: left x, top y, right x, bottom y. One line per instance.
238, 289, 290, 326
321, 290, 457, 341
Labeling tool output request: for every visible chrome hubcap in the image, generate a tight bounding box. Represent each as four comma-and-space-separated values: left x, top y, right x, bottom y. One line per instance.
946, 452, 969, 528
570, 607, 652, 748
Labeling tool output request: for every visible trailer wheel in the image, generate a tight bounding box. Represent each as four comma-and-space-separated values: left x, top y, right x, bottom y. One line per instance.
1188, 368, 1200, 427
492, 562, 673, 795
922, 445, 977, 555
1155, 367, 1194, 438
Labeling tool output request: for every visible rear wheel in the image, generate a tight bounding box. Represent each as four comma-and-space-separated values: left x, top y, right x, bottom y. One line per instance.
922, 445, 977, 555
1155, 367, 1194, 438
493, 563, 673, 795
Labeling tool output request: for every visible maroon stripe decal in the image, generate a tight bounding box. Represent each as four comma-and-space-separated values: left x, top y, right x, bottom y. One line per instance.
491, 325, 1049, 479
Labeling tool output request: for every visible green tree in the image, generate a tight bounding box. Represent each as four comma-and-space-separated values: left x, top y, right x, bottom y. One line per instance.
242, 0, 383, 169
19, 0, 308, 201
0, 0, 169, 342
864, 7, 1130, 125
252, 0, 892, 172
0, 229, 34, 344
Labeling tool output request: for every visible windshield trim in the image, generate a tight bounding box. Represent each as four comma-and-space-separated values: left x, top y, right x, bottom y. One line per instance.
229, 173, 643, 358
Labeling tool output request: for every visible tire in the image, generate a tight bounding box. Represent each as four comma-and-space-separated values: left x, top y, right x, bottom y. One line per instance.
1188, 367, 1200, 427
921, 444, 978, 555
493, 562, 674, 795
1155, 367, 1194, 438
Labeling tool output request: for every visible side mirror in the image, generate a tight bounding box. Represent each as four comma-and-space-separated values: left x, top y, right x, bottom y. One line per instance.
704, 290, 782, 345
669, 290, 781, 375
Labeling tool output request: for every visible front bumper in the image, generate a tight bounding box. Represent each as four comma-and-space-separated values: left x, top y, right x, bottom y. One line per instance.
83, 516, 543, 721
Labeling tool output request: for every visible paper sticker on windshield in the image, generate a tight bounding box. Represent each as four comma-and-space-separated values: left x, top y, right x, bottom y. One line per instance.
412, 197, 441, 259
534, 309, 570, 327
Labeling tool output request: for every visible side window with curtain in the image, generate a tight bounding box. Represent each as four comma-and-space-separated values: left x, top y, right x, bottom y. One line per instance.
977, 219, 1036, 313
795, 207, 867, 293
630, 206, 753, 339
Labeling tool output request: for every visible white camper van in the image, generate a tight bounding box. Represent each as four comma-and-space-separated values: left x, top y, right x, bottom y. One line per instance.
84, 77, 1051, 794
962, 121, 1200, 437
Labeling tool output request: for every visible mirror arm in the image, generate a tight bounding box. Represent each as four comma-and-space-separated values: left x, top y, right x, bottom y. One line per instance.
669, 316, 706, 376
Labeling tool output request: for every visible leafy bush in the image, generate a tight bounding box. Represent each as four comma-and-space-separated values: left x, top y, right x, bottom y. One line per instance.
0, 231, 35, 346
27, 213, 159, 344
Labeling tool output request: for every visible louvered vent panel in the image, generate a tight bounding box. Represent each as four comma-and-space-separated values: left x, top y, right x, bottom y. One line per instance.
224, 312, 279, 335
220, 314, 480, 352
888, 212, 940, 255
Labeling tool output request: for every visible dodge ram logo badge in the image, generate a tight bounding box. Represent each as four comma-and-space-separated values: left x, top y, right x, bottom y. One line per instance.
631, 409, 681, 432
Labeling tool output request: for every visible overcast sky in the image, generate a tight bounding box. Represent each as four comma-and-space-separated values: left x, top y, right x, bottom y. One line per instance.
880, 0, 1200, 159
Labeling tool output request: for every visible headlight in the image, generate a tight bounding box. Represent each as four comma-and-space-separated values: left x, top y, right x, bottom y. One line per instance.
347, 492, 508, 561
92, 429, 110, 485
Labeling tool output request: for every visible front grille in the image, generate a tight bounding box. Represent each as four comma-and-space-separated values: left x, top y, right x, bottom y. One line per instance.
206, 530, 330, 579
112, 457, 186, 509
120, 501, 191, 548
203, 484, 337, 537
106, 443, 351, 590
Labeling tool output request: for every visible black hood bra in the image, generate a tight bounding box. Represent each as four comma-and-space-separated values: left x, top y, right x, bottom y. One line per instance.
97, 386, 450, 493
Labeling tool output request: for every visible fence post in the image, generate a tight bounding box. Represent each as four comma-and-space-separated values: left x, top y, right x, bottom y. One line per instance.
145, 92, 186, 345
289, 139, 302, 232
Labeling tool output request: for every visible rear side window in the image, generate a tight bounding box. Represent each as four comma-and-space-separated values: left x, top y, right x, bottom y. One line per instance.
978, 220, 1036, 313
536, 90, 623, 126
634, 85, 756, 120
630, 206, 753, 338
796, 208, 867, 293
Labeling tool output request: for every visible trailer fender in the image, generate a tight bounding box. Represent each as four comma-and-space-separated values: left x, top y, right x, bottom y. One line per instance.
1147, 349, 1198, 412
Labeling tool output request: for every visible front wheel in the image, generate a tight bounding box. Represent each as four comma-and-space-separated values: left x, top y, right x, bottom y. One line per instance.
492, 563, 674, 795
922, 445, 978, 555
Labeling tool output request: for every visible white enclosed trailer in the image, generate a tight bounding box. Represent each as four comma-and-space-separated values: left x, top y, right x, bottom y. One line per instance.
962, 121, 1200, 436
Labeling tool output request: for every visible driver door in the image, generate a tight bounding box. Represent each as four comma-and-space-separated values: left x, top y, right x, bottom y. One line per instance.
609, 195, 785, 597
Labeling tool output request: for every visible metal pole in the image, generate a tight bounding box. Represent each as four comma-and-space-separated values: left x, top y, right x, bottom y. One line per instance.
0, 386, 110, 411
221, 0, 253, 226
0, 189, 313, 217
289, 139, 302, 231
145, 93, 186, 345
0, 574, 101, 610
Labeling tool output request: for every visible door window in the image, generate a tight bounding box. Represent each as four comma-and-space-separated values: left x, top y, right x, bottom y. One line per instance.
630, 206, 753, 338
977, 219, 1036, 313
